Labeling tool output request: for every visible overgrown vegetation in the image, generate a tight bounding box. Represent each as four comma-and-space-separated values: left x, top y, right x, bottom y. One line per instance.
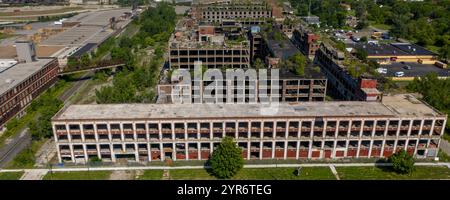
280, 53, 307, 76
290, 0, 450, 57
388, 149, 415, 175
406, 73, 450, 137
209, 137, 244, 179
95, 3, 176, 104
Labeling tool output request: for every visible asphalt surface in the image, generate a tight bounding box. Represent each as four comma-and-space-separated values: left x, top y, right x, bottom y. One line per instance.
0, 72, 91, 168
0, 128, 31, 168
380, 62, 450, 78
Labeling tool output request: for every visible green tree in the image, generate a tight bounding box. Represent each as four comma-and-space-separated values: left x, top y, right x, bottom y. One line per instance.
388, 149, 415, 175
209, 137, 244, 179
355, 48, 368, 61
253, 58, 265, 69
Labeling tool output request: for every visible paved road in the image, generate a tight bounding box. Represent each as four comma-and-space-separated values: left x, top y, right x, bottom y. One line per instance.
0, 129, 31, 168
0, 72, 91, 168
19, 169, 48, 180
440, 140, 450, 156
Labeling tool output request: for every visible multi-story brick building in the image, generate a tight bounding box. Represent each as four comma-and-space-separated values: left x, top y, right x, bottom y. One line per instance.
0, 57, 59, 127
291, 25, 320, 59
316, 42, 382, 101
157, 69, 327, 104
52, 94, 446, 163
169, 19, 251, 69
0, 41, 59, 128
193, 0, 272, 25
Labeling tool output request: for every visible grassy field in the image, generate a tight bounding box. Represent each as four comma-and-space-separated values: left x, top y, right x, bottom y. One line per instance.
165, 167, 336, 180
43, 171, 112, 180
137, 170, 164, 180
336, 166, 450, 180
0, 172, 24, 180
371, 23, 391, 31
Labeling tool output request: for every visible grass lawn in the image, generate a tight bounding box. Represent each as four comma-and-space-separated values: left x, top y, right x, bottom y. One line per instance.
43, 171, 111, 180
170, 169, 216, 180
167, 167, 335, 180
371, 23, 391, 31
233, 167, 335, 180
336, 166, 450, 180
138, 170, 164, 180
0, 172, 24, 180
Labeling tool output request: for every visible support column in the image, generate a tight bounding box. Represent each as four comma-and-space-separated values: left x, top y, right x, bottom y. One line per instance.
308, 140, 313, 159
56, 145, 62, 163
110, 144, 116, 162
368, 140, 373, 158
69, 144, 75, 162
134, 143, 139, 162
120, 123, 125, 141
96, 144, 101, 159
160, 143, 165, 161
185, 142, 189, 161
283, 141, 288, 160
197, 142, 201, 161
271, 141, 275, 159
147, 143, 152, 162
259, 141, 263, 160
80, 123, 85, 143
296, 141, 300, 160
356, 140, 361, 158
82, 144, 88, 163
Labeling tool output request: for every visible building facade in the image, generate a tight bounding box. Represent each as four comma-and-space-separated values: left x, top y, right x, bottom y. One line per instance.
52, 94, 446, 163
157, 71, 327, 104
291, 27, 320, 59
316, 42, 382, 101
193, 1, 272, 25
0, 58, 59, 127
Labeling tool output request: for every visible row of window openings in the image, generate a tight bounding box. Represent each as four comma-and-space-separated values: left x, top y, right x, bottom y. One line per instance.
60, 139, 438, 153
56, 120, 443, 133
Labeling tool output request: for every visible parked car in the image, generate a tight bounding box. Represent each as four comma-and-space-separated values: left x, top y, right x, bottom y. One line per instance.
395, 71, 405, 77
376, 68, 388, 74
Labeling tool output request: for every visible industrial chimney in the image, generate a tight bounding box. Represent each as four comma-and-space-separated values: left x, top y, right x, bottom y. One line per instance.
15, 41, 37, 63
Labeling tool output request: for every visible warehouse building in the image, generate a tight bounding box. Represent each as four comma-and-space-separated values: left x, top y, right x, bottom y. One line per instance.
316, 42, 382, 101
157, 69, 327, 104
0, 41, 59, 128
169, 19, 251, 69
52, 94, 446, 163
192, 0, 272, 25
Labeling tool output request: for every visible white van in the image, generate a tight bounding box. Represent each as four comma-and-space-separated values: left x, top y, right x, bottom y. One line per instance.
394, 71, 405, 77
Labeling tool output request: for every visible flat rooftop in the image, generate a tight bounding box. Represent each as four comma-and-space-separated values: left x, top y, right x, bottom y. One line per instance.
350, 43, 437, 57
0, 58, 54, 95
0, 45, 65, 58
53, 94, 445, 121
64, 9, 131, 27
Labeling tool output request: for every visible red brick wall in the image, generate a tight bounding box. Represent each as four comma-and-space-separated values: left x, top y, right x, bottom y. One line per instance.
359, 78, 377, 89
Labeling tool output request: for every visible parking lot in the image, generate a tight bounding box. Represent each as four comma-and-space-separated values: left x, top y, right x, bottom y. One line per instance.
379, 62, 450, 78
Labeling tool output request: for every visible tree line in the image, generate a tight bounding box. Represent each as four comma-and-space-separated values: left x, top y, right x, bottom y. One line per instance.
95, 2, 176, 104
289, 0, 450, 60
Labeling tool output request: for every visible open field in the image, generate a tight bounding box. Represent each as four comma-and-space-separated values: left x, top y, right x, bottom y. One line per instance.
336, 166, 450, 180
165, 167, 336, 180
137, 170, 164, 180
0, 172, 24, 180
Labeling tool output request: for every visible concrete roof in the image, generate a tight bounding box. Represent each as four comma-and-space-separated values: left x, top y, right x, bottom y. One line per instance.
64, 9, 131, 27
53, 94, 445, 121
0, 58, 54, 95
